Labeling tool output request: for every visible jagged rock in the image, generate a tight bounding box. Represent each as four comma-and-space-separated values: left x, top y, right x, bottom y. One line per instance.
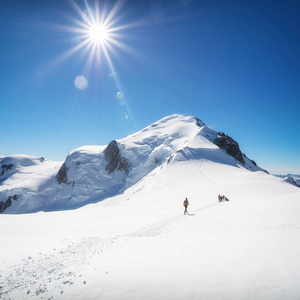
1, 164, 13, 176
214, 133, 245, 165
196, 118, 205, 127
213, 132, 269, 174
105, 140, 120, 174
56, 162, 70, 184
117, 157, 130, 173
104, 140, 130, 174
0, 195, 20, 213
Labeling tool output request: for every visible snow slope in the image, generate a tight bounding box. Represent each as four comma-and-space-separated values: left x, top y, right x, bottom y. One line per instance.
0, 115, 265, 214
1, 153, 299, 299
1, 114, 300, 299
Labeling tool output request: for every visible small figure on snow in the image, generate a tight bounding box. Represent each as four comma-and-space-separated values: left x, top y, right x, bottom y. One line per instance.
218, 195, 229, 202
183, 198, 189, 215
218, 194, 222, 202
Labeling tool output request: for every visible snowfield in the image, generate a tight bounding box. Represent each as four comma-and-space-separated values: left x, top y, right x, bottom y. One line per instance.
1, 114, 300, 299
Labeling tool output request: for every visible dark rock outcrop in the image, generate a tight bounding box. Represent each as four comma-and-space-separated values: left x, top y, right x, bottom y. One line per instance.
213, 132, 269, 173
104, 140, 130, 174
1, 164, 13, 176
213, 132, 245, 165
0, 195, 20, 213
56, 162, 70, 184
196, 117, 205, 128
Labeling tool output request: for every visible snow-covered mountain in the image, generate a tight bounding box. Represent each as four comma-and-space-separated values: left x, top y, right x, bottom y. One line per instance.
273, 174, 300, 187
1, 114, 267, 214
1, 114, 300, 299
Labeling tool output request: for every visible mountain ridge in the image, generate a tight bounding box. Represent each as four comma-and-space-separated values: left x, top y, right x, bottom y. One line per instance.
1, 114, 269, 213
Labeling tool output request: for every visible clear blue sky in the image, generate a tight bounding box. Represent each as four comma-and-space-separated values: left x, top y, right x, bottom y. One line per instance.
1, 0, 299, 174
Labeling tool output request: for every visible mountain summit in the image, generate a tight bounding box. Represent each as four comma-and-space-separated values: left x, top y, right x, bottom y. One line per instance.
1, 114, 267, 213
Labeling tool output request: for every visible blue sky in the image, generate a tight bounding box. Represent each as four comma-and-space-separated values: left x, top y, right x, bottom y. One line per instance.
1, 0, 299, 174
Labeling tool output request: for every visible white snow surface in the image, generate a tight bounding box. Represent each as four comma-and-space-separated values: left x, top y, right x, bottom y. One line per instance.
1, 114, 300, 299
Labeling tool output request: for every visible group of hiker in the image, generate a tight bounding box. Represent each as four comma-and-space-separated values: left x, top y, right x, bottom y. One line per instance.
218, 194, 229, 202
183, 194, 229, 214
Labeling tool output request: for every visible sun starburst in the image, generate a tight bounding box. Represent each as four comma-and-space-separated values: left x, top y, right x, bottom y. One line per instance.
36, 0, 146, 127
88, 23, 108, 43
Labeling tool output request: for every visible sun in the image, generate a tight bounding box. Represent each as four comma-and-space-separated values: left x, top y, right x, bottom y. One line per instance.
48, 0, 143, 127
88, 23, 108, 44
56, 0, 145, 73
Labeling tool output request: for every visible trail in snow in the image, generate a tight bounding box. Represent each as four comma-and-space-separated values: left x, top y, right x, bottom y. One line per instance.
0, 236, 105, 299
0, 199, 220, 300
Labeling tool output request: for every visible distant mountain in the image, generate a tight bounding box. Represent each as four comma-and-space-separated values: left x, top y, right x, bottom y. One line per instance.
0, 114, 271, 214
273, 174, 300, 187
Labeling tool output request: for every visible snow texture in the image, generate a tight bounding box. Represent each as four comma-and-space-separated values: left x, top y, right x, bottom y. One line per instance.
0, 114, 300, 299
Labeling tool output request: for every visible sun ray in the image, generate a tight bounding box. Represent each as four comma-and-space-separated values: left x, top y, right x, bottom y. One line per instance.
101, 42, 138, 129
83, 43, 97, 76
48, 0, 148, 127
35, 38, 90, 80
102, 0, 126, 28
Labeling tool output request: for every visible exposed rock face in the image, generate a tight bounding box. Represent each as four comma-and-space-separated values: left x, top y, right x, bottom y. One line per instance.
213, 132, 269, 173
104, 140, 130, 174
213, 132, 245, 165
1, 164, 13, 176
196, 118, 205, 128
56, 162, 70, 184
0, 195, 20, 213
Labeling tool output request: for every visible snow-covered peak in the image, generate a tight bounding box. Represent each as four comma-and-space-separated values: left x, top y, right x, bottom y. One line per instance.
0, 154, 45, 166
0, 155, 46, 179
125, 114, 204, 140
1, 114, 267, 213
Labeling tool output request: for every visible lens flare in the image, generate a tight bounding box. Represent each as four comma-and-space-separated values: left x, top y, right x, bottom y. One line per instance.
116, 91, 123, 99
74, 75, 88, 90
56, 0, 141, 129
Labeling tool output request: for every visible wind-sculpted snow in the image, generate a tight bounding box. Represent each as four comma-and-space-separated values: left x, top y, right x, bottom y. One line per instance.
1, 114, 267, 213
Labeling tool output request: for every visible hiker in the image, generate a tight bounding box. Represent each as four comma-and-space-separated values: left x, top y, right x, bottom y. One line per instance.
183, 197, 189, 214
218, 194, 222, 202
